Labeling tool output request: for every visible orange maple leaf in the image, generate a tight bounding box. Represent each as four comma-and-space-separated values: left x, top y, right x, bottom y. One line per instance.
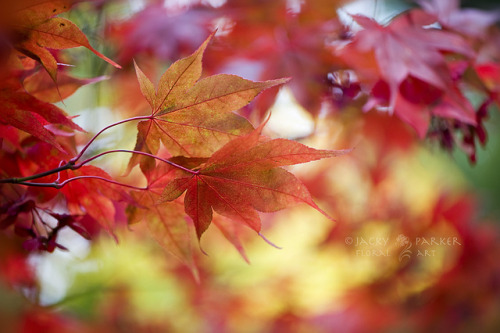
158, 126, 349, 239
2, 0, 120, 81
129, 32, 289, 171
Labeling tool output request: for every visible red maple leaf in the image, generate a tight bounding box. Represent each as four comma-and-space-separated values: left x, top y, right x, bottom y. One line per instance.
336, 12, 477, 136
107, 3, 213, 65
23, 69, 107, 103
59, 166, 127, 236
158, 125, 349, 239
0, 79, 83, 152
127, 158, 198, 275
418, 0, 500, 38
205, 0, 344, 117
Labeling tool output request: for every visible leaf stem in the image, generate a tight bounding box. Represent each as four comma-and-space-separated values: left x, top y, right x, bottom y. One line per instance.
0, 116, 197, 187
71, 115, 153, 163
17, 176, 147, 190
79, 149, 198, 174
0, 149, 197, 188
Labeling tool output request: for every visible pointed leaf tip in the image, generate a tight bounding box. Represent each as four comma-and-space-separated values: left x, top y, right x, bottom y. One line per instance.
133, 60, 156, 108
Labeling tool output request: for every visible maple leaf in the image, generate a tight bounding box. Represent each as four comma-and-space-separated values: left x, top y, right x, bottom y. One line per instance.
212, 214, 250, 263
23, 69, 107, 103
127, 159, 198, 275
58, 166, 125, 236
129, 32, 289, 171
418, 0, 500, 38
204, 0, 344, 117
129, 192, 198, 278
346, 13, 474, 96
0, 83, 83, 152
158, 125, 349, 239
0, 124, 22, 150
337, 13, 477, 136
108, 3, 213, 65
2, 0, 120, 81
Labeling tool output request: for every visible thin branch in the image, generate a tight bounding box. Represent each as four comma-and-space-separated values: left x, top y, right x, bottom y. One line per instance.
0, 161, 77, 184
79, 149, 199, 175
59, 176, 147, 190
0, 116, 198, 187
18, 176, 147, 191
0, 148, 197, 187
71, 115, 153, 163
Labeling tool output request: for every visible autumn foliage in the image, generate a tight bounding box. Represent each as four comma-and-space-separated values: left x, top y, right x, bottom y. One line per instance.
1, 0, 500, 332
